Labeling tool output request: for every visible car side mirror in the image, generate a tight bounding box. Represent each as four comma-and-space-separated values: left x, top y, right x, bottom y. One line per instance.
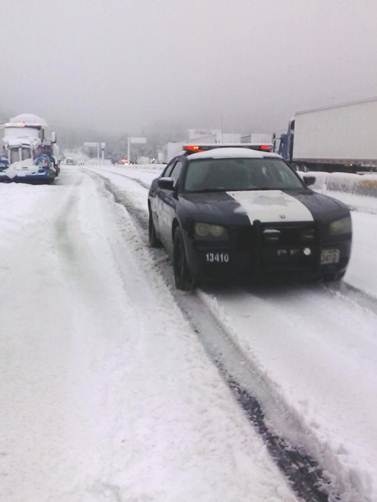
303, 175, 316, 187
158, 177, 174, 190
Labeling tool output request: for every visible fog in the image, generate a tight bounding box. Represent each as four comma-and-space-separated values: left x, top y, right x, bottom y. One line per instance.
1, 0, 377, 138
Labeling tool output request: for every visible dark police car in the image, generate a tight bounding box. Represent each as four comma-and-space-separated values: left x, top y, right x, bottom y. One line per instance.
148, 145, 352, 290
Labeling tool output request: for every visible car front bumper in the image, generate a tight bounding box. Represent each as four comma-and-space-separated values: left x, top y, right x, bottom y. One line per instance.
183, 222, 351, 283
0, 172, 55, 184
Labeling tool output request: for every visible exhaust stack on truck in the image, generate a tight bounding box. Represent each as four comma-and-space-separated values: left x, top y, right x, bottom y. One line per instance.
278, 97, 377, 173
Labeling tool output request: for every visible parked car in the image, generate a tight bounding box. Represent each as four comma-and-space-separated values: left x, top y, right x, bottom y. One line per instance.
148, 145, 352, 290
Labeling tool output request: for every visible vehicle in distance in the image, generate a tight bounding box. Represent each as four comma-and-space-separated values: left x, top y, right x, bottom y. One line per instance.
148, 145, 352, 290
64, 157, 76, 165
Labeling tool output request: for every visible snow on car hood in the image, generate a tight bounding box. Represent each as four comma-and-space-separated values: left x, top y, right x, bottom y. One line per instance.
180, 189, 315, 225
181, 189, 349, 226
229, 190, 314, 223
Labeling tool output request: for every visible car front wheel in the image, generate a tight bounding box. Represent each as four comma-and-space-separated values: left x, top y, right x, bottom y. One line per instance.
173, 228, 196, 291
322, 270, 346, 283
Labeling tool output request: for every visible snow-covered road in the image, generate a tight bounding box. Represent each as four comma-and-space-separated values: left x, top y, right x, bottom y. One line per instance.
87, 164, 377, 502
0, 168, 297, 502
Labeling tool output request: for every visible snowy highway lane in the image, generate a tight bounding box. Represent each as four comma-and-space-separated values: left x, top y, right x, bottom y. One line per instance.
88, 164, 377, 502
0, 168, 297, 502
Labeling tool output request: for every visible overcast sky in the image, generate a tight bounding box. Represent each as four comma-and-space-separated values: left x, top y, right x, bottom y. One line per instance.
1, 0, 377, 136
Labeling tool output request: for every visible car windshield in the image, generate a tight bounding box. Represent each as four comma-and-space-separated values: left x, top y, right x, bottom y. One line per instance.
184, 157, 304, 192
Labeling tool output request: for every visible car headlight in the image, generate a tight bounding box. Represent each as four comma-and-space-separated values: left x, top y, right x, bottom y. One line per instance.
194, 222, 228, 240
328, 216, 352, 236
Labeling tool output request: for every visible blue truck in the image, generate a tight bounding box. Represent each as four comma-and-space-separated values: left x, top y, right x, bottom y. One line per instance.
1, 113, 59, 184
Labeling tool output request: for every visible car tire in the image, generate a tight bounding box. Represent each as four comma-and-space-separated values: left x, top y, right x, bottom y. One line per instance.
173, 228, 196, 291
149, 211, 161, 248
322, 270, 346, 283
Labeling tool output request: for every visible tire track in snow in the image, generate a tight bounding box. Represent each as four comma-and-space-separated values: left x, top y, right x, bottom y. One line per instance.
326, 281, 377, 316
89, 171, 347, 502
54, 180, 82, 262
88, 168, 151, 191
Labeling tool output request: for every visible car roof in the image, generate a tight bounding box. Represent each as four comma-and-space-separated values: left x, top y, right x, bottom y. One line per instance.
186, 147, 281, 160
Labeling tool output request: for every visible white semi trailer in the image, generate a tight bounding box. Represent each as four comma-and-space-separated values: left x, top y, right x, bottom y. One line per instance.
278, 97, 377, 172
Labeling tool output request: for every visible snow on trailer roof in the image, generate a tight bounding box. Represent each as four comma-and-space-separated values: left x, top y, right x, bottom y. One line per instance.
295, 96, 377, 116
5, 113, 47, 128
187, 147, 280, 160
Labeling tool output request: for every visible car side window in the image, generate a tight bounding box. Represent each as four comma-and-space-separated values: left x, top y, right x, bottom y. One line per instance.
161, 160, 176, 177
170, 160, 184, 187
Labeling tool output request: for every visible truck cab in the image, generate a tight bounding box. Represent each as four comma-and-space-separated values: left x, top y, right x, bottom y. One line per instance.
1, 114, 59, 183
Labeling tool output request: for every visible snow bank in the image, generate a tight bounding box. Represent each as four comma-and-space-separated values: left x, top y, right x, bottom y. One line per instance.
307, 171, 377, 197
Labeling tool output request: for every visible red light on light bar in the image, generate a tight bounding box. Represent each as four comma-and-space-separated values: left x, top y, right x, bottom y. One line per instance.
259, 144, 272, 152
183, 145, 202, 153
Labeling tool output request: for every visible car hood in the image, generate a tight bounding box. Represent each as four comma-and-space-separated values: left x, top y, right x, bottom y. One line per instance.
178, 189, 349, 226
179, 191, 249, 226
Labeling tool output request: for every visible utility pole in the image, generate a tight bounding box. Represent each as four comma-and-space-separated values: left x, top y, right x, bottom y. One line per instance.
101, 142, 105, 163
96, 143, 100, 164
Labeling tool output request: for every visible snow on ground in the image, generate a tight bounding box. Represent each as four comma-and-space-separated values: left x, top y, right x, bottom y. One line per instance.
0, 168, 296, 502
101, 164, 163, 187
317, 189, 377, 215
344, 210, 377, 297
88, 164, 377, 500
297, 171, 377, 296
307, 171, 377, 198
201, 287, 377, 501
313, 189, 377, 298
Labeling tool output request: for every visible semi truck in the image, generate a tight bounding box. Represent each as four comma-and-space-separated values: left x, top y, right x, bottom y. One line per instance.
0, 113, 60, 183
278, 97, 377, 173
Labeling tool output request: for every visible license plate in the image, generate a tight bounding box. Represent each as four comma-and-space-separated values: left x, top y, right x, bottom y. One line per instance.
321, 249, 340, 265
205, 252, 230, 264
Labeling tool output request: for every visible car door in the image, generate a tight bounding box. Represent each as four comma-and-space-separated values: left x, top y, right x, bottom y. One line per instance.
150, 159, 176, 236
159, 159, 184, 253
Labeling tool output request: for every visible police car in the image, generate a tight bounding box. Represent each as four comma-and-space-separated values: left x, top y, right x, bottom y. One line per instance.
148, 145, 352, 290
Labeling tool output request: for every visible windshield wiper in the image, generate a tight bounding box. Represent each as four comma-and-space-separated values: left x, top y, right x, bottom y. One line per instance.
186, 186, 300, 193
186, 188, 228, 193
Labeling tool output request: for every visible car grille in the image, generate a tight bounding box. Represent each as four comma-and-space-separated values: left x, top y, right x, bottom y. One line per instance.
235, 222, 319, 273
261, 222, 316, 245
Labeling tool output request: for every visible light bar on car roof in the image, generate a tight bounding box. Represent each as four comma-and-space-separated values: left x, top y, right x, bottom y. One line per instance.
183, 145, 203, 153
183, 143, 273, 154
258, 144, 273, 152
